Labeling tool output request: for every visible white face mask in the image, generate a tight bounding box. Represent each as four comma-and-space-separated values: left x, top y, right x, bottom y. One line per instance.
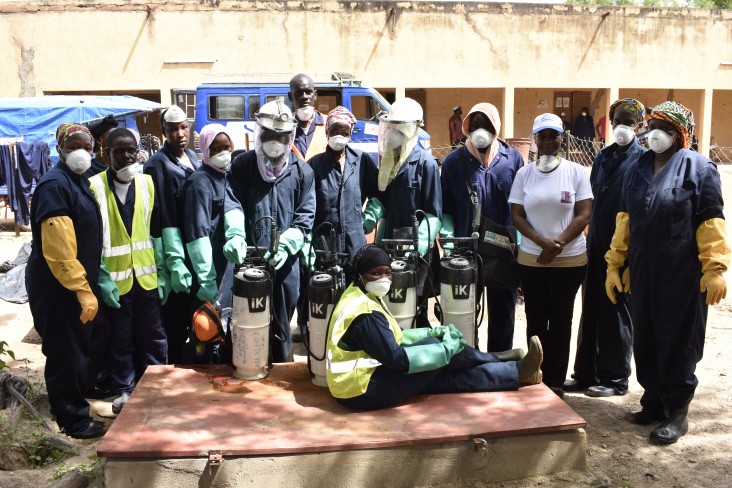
115, 163, 140, 182
262, 140, 286, 158
364, 278, 392, 298
296, 106, 314, 121
613, 125, 635, 147
385, 129, 404, 149
209, 150, 232, 170
582, 112, 588, 117
537, 155, 560, 173
470, 129, 494, 149
64, 149, 92, 175
328, 135, 349, 151
647, 129, 675, 153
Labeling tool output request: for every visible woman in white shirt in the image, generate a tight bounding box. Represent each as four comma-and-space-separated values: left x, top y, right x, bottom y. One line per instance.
508, 113, 593, 397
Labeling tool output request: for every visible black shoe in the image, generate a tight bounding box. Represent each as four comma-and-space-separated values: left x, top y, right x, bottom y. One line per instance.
66, 420, 106, 439
562, 379, 595, 392
625, 406, 668, 425
650, 407, 688, 445
586, 385, 628, 397
112, 393, 130, 414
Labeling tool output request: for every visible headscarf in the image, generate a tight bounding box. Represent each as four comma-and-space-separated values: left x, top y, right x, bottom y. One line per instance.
56, 122, 93, 149
326, 106, 357, 131
462, 103, 501, 168
199, 123, 233, 169
650, 101, 694, 149
86, 115, 118, 142
609, 98, 645, 123
355, 245, 391, 277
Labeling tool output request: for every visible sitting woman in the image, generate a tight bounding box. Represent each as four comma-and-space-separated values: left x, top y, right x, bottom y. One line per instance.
325, 245, 544, 410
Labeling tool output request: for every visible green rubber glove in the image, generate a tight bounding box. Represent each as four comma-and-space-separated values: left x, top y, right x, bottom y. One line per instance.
440, 214, 455, 253
223, 210, 248, 264
416, 213, 442, 257
162, 227, 192, 293
401, 325, 450, 345
152, 237, 172, 304
298, 233, 317, 271
98, 262, 120, 309
265, 228, 304, 271
362, 197, 384, 234
404, 341, 457, 374
186, 236, 218, 302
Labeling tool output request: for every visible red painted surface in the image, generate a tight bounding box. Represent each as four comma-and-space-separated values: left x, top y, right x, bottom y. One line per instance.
97, 363, 585, 458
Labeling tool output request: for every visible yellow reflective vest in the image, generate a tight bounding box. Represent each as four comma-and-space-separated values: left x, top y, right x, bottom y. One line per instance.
326, 283, 403, 399
89, 171, 157, 295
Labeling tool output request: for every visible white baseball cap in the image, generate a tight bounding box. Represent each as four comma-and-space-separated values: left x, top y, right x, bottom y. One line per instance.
532, 113, 564, 134
163, 105, 187, 123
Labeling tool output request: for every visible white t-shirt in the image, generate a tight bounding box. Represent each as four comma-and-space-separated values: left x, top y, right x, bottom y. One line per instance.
508, 159, 593, 257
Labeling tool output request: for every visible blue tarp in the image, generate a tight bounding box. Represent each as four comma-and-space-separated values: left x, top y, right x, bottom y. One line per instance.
0, 95, 164, 158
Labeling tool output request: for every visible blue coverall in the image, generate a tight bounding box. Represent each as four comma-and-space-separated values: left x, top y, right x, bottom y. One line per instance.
143, 142, 200, 363
440, 142, 524, 351
229, 151, 316, 362
26, 163, 102, 435
621, 148, 724, 412
572, 141, 644, 392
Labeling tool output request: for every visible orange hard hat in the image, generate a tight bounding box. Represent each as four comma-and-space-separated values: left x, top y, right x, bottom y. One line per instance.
192, 301, 225, 344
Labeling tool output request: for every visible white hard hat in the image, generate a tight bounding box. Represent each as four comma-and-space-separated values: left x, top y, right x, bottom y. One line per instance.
255, 101, 297, 133
382, 98, 423, 125
163, 105, 187, 123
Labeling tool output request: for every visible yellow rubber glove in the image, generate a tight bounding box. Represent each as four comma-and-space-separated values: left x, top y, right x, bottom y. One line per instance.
604, 212, 630, 304
622, 267, 631, 294
41, 216, 98, 324
696, 218, 731, 305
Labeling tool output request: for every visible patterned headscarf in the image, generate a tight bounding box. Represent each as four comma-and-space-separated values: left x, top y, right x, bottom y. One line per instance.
650, 101, 694, 149
198, 123, 233, 170
326, 106, 357, 131
609, 98, 645, 123
55, 122, 93, 149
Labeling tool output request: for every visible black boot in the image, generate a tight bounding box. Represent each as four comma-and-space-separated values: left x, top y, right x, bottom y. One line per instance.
650, 406, 689, 445
625, 405, 668, 425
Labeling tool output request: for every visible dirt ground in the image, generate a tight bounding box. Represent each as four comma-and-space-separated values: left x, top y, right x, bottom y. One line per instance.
1, 167, 731, 488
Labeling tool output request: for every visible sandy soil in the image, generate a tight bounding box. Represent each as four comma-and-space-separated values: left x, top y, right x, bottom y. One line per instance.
1, 167, 731, 488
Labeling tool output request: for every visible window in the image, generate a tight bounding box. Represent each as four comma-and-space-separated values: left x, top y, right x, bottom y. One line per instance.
172, 90, 196, 119
351, 95, 388, 122
265, 94, 290, 108
247, 95, 260, 120
209, 95, 245, 120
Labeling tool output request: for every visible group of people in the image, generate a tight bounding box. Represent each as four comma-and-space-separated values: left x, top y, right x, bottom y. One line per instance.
26, 75, 728, 447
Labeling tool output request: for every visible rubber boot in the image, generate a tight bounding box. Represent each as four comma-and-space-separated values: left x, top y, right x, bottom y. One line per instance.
625, 405, 668, 425
650, 405, 689, 445
517, 336, 543, 386
494, 348, 525, 362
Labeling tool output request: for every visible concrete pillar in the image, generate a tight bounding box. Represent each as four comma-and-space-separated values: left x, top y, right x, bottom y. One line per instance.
697, 88, 713, 157
502, 87, 515, 139
395, 86, 406, 100
605, 86, 619, 145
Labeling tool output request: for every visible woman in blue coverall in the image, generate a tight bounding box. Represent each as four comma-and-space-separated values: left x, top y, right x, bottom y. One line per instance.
229, 101, 316, 362
440, 102, 525, 352
183, 124, 248, 361
605, 102, 729, 445
307, 106, 379, 272
26, 123, 106, 438
325, 245, 543, 410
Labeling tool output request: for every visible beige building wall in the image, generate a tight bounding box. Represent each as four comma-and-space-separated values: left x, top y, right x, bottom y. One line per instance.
2, 1, 731, 151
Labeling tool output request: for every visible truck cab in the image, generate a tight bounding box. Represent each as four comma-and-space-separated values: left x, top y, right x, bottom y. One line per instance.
194, 75, 431, 160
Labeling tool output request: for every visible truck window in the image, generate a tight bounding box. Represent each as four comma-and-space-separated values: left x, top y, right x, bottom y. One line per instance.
265, 95, 291, 108
209, 95, 245, 120
351, 95, 387, 121
314, 90, 340, 115
248, 95, 260, 120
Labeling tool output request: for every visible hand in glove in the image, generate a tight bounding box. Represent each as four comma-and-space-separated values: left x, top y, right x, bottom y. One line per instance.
98, 262, 120, 309
605, 268, 623, 304
197, 279, 219, 303
696, 218, 731, 306
157, 267, 172, 305
622, 267, 631, 294
440, 214, 455, 254
265, 228, 304, 271
415, 213, 442, 257
77, 289, 99, 324
604, 212, 630, 304
401, 325, 450, 345
186, 236, 219, 303
700, 273, 726, 305
223, 210, 247, 264
362, 197, 384, 234
162, 227, 192, 293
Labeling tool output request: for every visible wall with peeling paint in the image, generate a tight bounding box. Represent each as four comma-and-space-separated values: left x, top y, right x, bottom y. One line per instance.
1, 1, 731, 147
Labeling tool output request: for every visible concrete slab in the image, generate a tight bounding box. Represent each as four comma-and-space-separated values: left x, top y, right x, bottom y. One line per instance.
98, 363, 586, 485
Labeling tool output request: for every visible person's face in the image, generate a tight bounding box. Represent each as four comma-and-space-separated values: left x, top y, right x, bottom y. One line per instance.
611, 109, 639, 130
647, 118, 679, 149
209, 133, 232, 157
59, 133, 93, 162
163, 120, 190, 152
288, 77, 317, 109
108, 135, 139, 171
327, 122, 351, 138
535, 129, 562, 156
97, 128, 115, 164
260, 128, 291, 145
361, 265, 393, 283
468, 112, 496, 135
